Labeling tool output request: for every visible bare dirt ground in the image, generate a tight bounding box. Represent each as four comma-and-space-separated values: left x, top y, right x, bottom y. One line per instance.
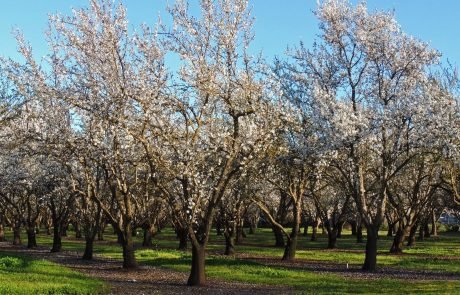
0, 242, 294, 295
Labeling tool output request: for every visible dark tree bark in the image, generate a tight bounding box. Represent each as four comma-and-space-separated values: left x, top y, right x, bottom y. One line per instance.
176, 227, 188, 251
311, 218, 318, 241
81, 204, 102, 260
282, 234, 298, 261
362, 225, 379, 271
49, 196, 71, 253
142, 224, 157, 247
303, 224, 309, 237
13, 225, 21, 246
215, 218, 223, 236
385, 214, 397, 237
26, 226, 37, 248
406, 222, 418, 247
282, 201, 301, 261
248, 216, 257, 234
356, 223, 363, 243
431, 210, 438, 236
418, 222, 426, 241
235, 225, 245, 245
224, 231, 235, 255
97, 222, 105, 241
187, 244, 206, 286
119, 224, 137, 269
350, 220, 357, 236
387, 224, 394, 237
327, 227, 338, 249
223, 209, 236, 255
60, 224, 68, 237
336, 221, 344, 238
389, 224, 410, 254
73, 222, 82, 239
423, 222, 430, 238
273, 226, 285, 247
51, 223, 62, 252
0, 222, 5, 242
109, 217, 138, 268
82, 237, 94, 260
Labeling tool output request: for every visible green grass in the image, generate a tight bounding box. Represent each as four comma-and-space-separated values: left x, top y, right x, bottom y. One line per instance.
134, 248, 460, 294
2, 227, 460, 294
0, 253, 107, 294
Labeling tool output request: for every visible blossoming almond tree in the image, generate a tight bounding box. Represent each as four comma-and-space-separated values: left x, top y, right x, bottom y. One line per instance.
9, 0, 169, 268
163, 0, 286, 285
290, 0, 450, 271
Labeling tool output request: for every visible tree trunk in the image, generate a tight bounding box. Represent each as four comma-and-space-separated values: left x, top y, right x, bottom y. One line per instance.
356, 223, 363, 243
142, 224, 157, 247
235, 226, 245, 245
61, 224, 68, 237
407, 223, 418, 247
327, 227, 338, 249
387, 224, 394, 237
389, 224, 408, 254
97, 223, 105, 241
82, 236, 94, 260
215, 218, 223, 236
73, 222, 82, 239
0, 222, 6, 242
418, 223, 425, 241
350, 221, 357, 236
423, 223, 430, 238
282, 202, 301, 260
311, 220, 318, 241
282, 235, 298, 261
51, 224, 62, 252
336, 222, 344, 238
13, 226, 21, 246
177, 227, 188, 251
224, 232, 235, 255
431, 211, 437, 236
303, 224, 309, 237
121, 227, 137, 269
273, 226, 285, 247
187, 244, 206, 286
26, 227, 37, 248
248, 217, 257, 234
362, 226, 379, 271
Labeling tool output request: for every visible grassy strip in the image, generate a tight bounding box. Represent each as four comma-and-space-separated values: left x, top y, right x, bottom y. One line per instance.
135, 249, 460, 294
3, 228, 460, 294
0, 253, 107, 295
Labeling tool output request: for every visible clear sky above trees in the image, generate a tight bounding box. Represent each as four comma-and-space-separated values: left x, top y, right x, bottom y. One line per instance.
0, 0, 459, 65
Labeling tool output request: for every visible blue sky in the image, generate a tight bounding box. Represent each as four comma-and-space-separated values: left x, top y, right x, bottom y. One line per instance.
1, 1, 459, 66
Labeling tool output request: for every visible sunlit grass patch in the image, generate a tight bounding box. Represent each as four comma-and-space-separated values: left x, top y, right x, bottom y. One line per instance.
0, 253, 107, 295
